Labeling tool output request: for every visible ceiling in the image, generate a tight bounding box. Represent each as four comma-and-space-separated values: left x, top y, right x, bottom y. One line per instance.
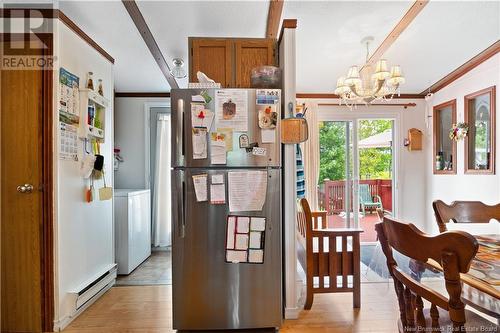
58, 0, 500, 94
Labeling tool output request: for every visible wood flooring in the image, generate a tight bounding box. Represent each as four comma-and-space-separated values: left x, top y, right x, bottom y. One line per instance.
63, 283, 400, 333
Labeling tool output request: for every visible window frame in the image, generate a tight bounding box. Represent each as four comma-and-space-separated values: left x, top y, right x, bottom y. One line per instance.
464, 86, 496, 175
433, 99, 457, 175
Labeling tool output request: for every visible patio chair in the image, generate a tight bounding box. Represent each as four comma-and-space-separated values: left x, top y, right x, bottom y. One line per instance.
359, 184, 382, 215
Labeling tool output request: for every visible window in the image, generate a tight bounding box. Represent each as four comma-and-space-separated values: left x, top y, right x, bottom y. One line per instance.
464, 86, 496, 174
433, 100, 457, 174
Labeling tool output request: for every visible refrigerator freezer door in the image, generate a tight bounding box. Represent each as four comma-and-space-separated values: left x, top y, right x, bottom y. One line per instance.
171, 89, 281, 168
172, 168, 282, 330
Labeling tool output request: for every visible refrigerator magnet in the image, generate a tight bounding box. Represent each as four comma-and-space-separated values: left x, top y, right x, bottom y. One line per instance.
252, 147, 267, 156
239, 134, 249, 148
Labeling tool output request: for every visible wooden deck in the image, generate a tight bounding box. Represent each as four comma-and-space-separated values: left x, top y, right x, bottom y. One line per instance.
327, 213, 380, 243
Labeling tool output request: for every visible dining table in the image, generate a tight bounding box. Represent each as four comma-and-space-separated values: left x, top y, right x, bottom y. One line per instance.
401, 234, 499, 322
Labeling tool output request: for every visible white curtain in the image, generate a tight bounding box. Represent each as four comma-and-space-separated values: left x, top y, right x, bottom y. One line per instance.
152, 114, 172, 247
301, 101, 320, 210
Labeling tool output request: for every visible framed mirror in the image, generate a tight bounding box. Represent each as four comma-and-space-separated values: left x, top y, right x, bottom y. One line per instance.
464, 86, 496, 174
433, 100, 457, 174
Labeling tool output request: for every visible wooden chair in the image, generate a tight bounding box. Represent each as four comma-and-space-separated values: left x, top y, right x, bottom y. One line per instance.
432, 200, 500, 233
296, 198, 363, 310
375, 217, 496, 332
359, 184, 382, 215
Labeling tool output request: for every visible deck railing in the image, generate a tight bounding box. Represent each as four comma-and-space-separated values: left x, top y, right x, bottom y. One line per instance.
318, 179, 392, 215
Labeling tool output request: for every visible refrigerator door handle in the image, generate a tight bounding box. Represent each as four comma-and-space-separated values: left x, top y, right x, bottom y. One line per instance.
180, 179, 186, 238
178, 98, 185, 157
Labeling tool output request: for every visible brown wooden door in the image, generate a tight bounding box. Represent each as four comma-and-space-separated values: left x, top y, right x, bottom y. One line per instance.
234, 39, 275, 88
190, 39, 233, 88
1, 38, 46, 333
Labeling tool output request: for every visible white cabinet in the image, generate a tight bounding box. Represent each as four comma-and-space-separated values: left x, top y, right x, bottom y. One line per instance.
114, 189, 151, 274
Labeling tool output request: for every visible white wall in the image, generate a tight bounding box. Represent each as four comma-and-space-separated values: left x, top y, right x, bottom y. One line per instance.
53, 20, 115, 327
425, 54, 500, 233
301, 99, 428, 230
114, 97, 169, 189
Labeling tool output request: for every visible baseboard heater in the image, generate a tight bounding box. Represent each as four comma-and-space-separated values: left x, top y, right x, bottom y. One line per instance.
68, 264, 117, 311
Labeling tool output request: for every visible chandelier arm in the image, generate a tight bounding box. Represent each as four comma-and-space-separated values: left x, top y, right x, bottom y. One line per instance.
371, 79, 385, 96
349, 85, 363, 98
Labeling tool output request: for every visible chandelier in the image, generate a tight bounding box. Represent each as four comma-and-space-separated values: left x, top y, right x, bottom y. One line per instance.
335, 36, 405, 107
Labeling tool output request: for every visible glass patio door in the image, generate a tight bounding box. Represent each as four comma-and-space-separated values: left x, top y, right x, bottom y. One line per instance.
318, 120, 358, 229
318, 118, 396, 234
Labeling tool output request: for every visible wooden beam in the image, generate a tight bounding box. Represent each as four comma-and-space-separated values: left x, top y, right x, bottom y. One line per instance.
420, 40, 500, 95
115, 92, 170, 98
266, 0, 284, 39
121, 0, 179, 89
365, 0, 428, 67
296, 93, 425, 99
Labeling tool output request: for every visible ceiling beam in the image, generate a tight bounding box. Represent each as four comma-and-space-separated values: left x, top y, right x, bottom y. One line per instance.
421, 40, 500, 95
266, 0, 284, 39
365, 0, 428, 67
122, 0, 179, 89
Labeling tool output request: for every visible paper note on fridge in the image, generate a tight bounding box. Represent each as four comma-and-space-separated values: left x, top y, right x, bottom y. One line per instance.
212, 174, 224, 184
210, 132, 227, 165
226, 250, 247, 263
215, 89, 248, 132
228, 171, 267, 212
192, 127, 208, 159
191, 104, 214, 130
192, 174, 208, 202
261, 129, 275, 143
210, 184, 226, 204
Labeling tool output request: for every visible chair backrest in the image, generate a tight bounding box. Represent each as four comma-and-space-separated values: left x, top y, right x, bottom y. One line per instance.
296, 198, 313, 272
432, 200, 500, 232
375, 217, 478, 331
359, 184, 372, 203
296, 198, 312, 244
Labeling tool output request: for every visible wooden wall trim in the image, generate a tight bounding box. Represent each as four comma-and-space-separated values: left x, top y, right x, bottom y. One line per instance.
121, 0, 179, 89
40, 33, 55, 332
421, 40, 500, 95
266, 0, 284, 39
296, 93, 425, 99
56, 10, 115, 64
278, 19, 297, 46
115, 92, 170, 98
0, 8, 115, 64
319, 102, 416, 108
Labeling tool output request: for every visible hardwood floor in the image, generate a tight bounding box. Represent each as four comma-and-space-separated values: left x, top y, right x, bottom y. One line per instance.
115, 250, 172, 286
63, 283, 399, 333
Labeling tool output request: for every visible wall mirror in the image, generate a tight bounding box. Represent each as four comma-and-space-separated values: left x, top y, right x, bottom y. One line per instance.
464, 86, 496, 174
433, 100, 457, 174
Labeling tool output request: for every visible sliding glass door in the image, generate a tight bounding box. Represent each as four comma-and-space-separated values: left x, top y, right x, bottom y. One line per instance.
318, 117, 396, 241
318, 120, 357, 228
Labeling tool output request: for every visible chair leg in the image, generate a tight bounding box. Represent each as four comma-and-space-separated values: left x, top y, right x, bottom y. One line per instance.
304, 289, 314, 310
353, 284, 360, 308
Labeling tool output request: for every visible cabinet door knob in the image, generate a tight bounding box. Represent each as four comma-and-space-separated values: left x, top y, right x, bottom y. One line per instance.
17, 184, 34, 194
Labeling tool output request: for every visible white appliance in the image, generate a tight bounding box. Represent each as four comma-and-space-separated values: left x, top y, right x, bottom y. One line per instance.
114, 189, 151, 274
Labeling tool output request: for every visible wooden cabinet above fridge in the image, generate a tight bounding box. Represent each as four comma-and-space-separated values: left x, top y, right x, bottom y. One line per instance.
189, 37, 276, 88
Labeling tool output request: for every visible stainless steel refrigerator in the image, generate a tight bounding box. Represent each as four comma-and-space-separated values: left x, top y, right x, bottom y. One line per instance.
171, 88, 282, 330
